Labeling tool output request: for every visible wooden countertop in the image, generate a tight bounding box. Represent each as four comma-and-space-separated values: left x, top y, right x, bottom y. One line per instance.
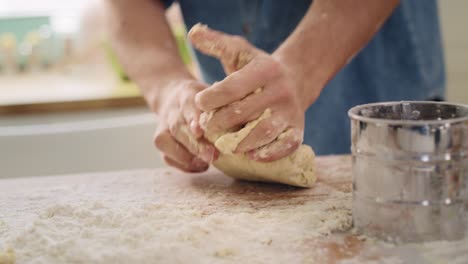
0, 155, 466, 263
0, 71, 146, 115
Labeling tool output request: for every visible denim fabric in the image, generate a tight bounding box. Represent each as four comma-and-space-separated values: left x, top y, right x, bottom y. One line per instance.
165, 0, 446, 155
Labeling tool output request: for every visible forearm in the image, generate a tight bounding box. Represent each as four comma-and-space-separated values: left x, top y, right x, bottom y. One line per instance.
274, 0, 399, 110
106, 0, 193, 113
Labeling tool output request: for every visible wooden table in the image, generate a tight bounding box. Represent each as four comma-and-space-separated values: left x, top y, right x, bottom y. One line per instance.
0, 156, 466, 263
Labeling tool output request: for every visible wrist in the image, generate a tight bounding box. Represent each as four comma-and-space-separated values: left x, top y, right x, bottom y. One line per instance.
273, 51, 328, 111
139, 71, 196, 114
136, 69, 196, 113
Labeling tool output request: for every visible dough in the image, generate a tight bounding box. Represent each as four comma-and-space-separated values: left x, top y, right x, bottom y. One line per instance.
200, 109, 316, 188
0, 248, 15, 264
190, 23, 316, 187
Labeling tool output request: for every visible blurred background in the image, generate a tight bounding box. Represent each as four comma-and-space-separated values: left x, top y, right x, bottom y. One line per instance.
0, 0, 467, 178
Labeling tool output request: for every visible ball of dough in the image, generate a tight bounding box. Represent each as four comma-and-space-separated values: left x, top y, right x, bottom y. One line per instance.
201, 109, 316, 187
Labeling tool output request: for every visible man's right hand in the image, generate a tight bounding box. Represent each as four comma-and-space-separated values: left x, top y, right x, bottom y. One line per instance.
153, 79, 217, 173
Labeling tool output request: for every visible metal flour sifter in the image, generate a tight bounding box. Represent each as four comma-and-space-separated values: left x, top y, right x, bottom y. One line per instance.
348, 101, 468, 243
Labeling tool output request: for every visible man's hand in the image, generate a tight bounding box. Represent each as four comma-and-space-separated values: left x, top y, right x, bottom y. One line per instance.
154, 79, 217, 172
107, 1, 220, 172
189, 25, 314, 162
187, 0, 399, 161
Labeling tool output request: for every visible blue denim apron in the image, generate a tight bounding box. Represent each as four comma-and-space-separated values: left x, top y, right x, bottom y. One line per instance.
164, 0, 445, 155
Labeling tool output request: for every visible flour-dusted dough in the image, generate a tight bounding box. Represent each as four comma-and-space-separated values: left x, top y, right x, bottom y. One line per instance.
190, 23, 316, 187
200, 109, 316, 187
213, 145, 316, 187
0, 248, 15, 264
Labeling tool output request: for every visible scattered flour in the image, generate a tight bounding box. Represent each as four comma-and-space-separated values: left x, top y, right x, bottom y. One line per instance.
3, 160, 464, 263
0, 169, 352, 264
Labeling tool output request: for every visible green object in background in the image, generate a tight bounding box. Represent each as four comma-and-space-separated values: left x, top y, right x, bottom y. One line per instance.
103, 41, 130, 82
104, 23, 194, 83
0, 16, 56, 65
0, 16, 49, 41
173, 24, 193, 67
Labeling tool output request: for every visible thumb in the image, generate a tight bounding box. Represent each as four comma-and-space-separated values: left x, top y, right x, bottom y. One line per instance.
188, 23, 259, 74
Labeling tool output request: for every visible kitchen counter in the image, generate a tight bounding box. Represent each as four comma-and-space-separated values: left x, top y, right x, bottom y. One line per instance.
0, 155, 466, 264
0, 72, 145, 115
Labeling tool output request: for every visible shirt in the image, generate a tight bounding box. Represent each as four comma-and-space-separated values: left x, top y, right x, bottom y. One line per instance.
163, 0, 445, 155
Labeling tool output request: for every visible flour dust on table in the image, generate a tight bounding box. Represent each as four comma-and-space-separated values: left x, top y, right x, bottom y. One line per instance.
1, 156, 467, 263
0, 166, 350, 264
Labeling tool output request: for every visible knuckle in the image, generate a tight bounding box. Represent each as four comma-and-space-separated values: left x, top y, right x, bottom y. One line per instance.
194, 92, 207, 110
220, 76, 242, 98
262, 57, 281, 77
179, 96, 196, 112
270, 61, 282, 77
168, 116, 183, 135
178, 81, 203, 106
196, 92, 217, 112
231, 35, 247, 45
179, 93, 191, 106
274, 84, 295, 102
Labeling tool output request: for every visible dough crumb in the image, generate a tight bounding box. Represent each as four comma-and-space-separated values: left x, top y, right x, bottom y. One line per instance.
0, 248, 15, 264
261, 238, 273, 245
214, 248, 235, 257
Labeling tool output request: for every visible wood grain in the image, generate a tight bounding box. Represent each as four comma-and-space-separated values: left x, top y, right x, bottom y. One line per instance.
0, 96, 146, 115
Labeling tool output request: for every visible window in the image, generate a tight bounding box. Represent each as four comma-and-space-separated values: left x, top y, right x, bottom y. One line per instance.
0, 0, 145, 114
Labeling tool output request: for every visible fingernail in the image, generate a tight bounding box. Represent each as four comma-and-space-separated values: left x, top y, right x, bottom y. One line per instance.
190, 120, 200, 135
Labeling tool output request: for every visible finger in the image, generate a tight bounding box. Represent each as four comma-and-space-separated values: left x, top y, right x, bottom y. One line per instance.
179, 81, 207, 138
163, 155, 208, 173
194, 136, 218, 163
247, 128, 303, 162
181, 100, 204, 138
168, 114, 217, 163
190, 119, 204, 138
188, 23, 259, 73
235, 115, 289, 154
154, 129, 197, 165
204, 86, 275, 135
195, 55, 279, 112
